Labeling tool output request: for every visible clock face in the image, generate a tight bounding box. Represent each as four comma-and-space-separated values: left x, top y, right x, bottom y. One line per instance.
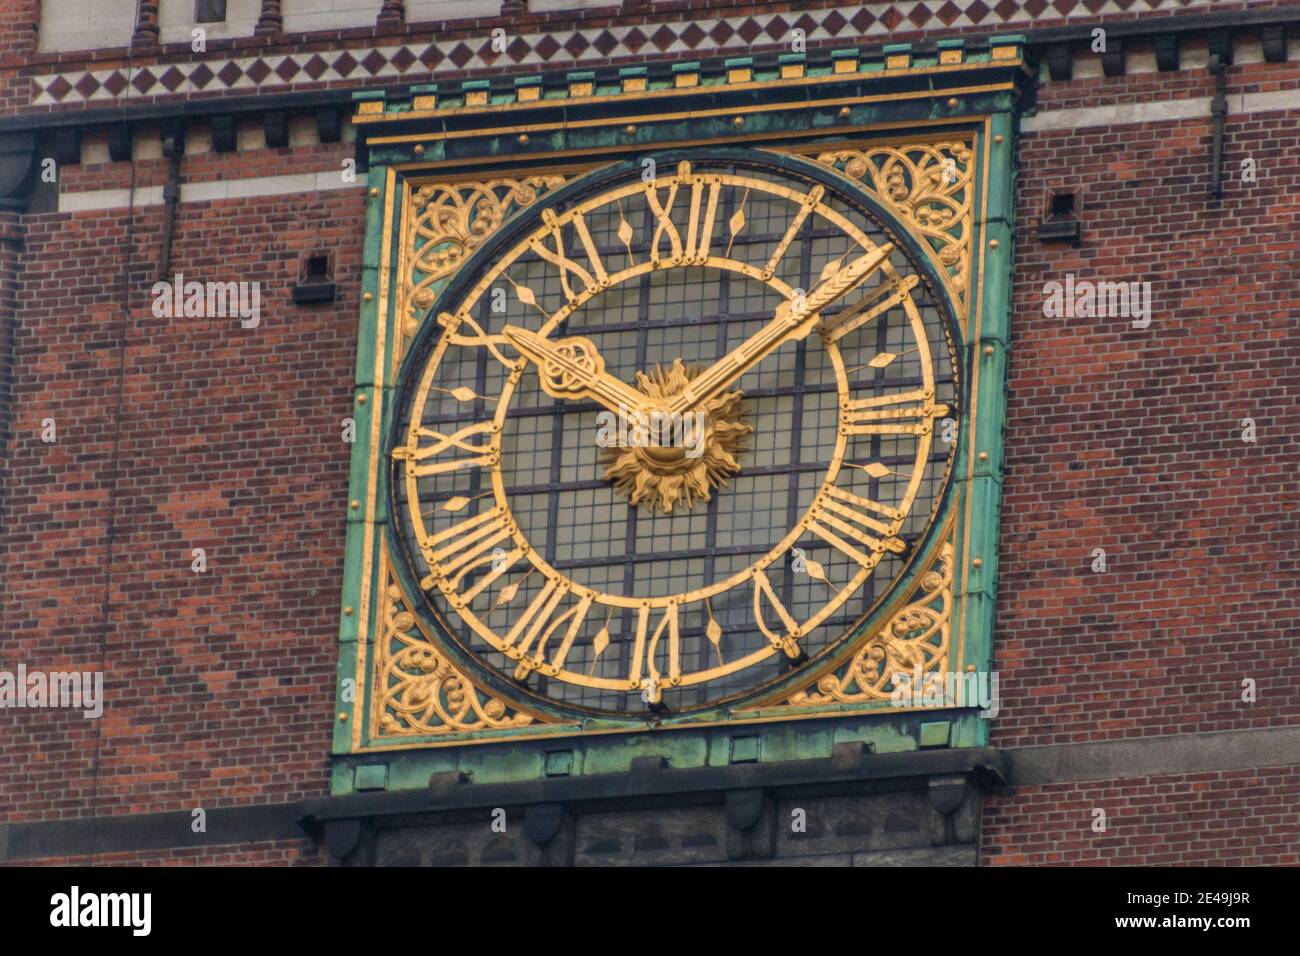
388, 150, 962, 719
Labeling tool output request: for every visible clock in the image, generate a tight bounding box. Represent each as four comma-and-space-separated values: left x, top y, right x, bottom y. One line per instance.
387, 149, 962, 719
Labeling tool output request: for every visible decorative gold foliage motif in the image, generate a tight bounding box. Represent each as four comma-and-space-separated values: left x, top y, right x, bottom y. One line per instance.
784, 522, 954, 707
374, 549, 540, 737
399, 175, 567, 350
813, 142, 974, 317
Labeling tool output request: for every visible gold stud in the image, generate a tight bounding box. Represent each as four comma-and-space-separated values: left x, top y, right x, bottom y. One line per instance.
357, 394, 367, 405
625, 124, 637, 136
967, 664, 977, 673
732, 116, 744, 129
362, 292, 373, 302
994, 134, 1005, 144
838, 106, 851, 119
983, 345, 994, 356
948, 97, 959, 108
350, 500, 360, 510
369, 187, 379, 197
338, 712, 348, 722
973, 558, 983, 568
518, 133, 529, 145
990, 239, 999, 249
344, 606, 354, 616
979, 451, 988, 461
413, 144, 424, 155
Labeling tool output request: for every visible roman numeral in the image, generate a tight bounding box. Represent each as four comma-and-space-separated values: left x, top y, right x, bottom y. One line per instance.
840, 387, 950, 437
569, 211, 609, 289
761, 184, 824, 279
684, 176, 722, 264
399, 420, 497, 476
503, 577, 566, 654
530, 208, 600, 303
537, 593, 594, 676
805, 489, 907, 567
438, 312, 519, 369
752, 569, 802, 659
819, 274, 920, 344
644, 163, 689, 265
455, 546, 525, 604
630, 603, 681, 685
511, 588, 594, 680
423, 507, 514, 581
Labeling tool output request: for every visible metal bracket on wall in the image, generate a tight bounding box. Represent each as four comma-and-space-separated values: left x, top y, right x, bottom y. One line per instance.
1208, 54, 1229, 200
156, 123, 185, 280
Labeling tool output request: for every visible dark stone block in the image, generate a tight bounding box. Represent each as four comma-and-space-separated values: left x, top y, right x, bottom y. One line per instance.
264, 111, 288, 149
106, 125, 131, 163
1260, 27, 1286, 63
53, 128, 79, 167
1207, 30, 1233, 65
211, 115, 236, 153
316, 107, 341, 144
1155, 34, 1180, 72
1046, 44, 1072, 82
1101, 39, 1126, 77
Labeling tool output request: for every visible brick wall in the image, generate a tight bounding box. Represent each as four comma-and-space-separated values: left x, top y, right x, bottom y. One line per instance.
994, 88, 1300, 751
11, 839, 326, 866
982, 766, 1300, 866
1, 21, 1297, 864
980, 56, 1300, 863
0, 1, 38, 61
0, 142, 363, 823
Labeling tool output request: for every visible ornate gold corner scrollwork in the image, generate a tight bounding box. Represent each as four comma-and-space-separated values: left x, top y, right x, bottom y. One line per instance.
398, 176, 568, 354
783, 523, 954, 707
374, 550, 538, 737
811, 142, 974, 318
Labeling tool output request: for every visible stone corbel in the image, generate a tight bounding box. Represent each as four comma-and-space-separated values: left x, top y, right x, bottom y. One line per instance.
927, 773, 976, 846
724, 788, 776, 861
522, 802, 574, 865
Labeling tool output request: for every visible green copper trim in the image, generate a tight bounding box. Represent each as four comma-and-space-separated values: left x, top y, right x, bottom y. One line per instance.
332, 63, 1025, 791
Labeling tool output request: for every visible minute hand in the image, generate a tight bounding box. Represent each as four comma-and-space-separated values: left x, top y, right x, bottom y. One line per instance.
666, 243, 894, 417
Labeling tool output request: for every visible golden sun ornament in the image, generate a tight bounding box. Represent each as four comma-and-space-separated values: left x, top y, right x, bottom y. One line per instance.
600, 359, 751, 514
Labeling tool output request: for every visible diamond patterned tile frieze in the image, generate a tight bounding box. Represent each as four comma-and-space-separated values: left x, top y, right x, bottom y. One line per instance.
28, 0, 1252, 106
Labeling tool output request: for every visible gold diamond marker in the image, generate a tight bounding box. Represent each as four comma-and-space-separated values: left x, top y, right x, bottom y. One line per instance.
863, 462, 891, 478
868, 352, 897, 368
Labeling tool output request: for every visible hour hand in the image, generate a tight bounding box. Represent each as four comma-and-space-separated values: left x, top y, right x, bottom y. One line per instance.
502, 325, 654, 415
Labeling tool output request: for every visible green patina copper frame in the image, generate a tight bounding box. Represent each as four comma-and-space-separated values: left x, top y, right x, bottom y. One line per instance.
331, 38, 1026, 795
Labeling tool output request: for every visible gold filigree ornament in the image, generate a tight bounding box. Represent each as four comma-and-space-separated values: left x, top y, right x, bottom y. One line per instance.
787, 535, 953, 706
376, 575, 534, 736
403, 176, 566, 343
600, 358, 752, 514
815, 143, 974, 315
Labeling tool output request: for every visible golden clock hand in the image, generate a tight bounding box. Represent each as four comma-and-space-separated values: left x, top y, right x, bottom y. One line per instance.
502, 325, 656, 415
665, 243, 895, 417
